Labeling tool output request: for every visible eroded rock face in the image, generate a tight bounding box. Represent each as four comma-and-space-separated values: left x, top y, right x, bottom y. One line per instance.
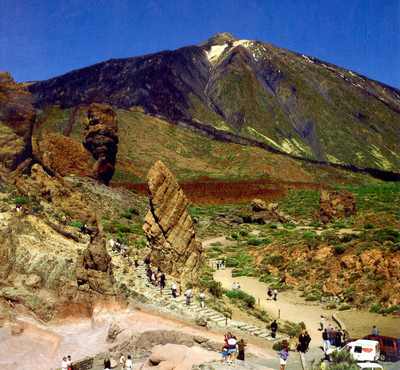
0, 72, 35, 171
143, 161, 203, 285
318, 190, 356, 223
77, 227, 114, 295
83, 103, 118, 185
243, 199, 292, 224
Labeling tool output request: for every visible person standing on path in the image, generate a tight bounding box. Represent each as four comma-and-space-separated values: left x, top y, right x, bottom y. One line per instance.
273, 289, 278, 301
159, 272, 166, 292
267, 288, 273, 300
66, 355, 72, 370
125, 355, 133, 370
237, 339, 246, 361
322, 329, 330, 353
319, 315, 325, 331
119, 354, 126, 370
279, 344, 289, 370
61, 357, 68, 370
184, 288, 192, 306
372, 325, 379, 336
104, 357, 111, 370
270, 320, 278, 339
199, 291, 206, 308
171, 282, 178, 298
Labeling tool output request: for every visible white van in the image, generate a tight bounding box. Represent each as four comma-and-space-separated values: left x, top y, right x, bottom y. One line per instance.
357, 362, 383, 370
327, 339, 380, 362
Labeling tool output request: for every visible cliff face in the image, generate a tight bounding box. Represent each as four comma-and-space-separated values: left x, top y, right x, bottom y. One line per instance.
0, 72, 35, 171
143, 161, 203, 285
28, 33, 400, 173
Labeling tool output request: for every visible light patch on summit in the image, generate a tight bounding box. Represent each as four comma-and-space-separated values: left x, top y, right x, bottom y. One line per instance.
233, 39, 252, 48
206, 44, 228, 63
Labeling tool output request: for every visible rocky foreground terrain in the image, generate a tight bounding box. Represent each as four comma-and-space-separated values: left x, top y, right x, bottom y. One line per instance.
0, 33, 399, 370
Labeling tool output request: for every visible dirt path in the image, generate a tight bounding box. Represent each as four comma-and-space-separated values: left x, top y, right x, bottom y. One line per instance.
214, 268, 332, 346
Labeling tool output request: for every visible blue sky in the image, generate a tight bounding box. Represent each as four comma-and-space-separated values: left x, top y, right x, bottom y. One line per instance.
1, 0, 399, 87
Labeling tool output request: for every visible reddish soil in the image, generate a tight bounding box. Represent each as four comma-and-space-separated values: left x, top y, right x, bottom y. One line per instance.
113, 178, 325, 204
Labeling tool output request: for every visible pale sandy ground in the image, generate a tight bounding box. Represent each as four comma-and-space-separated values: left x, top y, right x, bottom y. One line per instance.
213, 267, 400, 346
0, 304, 276, 370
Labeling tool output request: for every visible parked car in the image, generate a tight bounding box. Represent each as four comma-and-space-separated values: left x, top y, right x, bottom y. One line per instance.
364, 334, 400, 361
356, 362, 383, 370
326, 339, 380, 362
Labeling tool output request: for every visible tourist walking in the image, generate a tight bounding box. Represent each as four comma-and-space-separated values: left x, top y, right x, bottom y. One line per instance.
159, 272, 166, 292
67, 355, 72, 370
199, 292, 206, 308
171, 282, 178, 298
125, 355, 133, 370
279, 344, 289, 370
270, 320, 278, 339
119, 354, 126, 370
227, 335, 238, 364
61, 357, 68, 370
335, 328, 343, 347
298, 330, 311, 353
267, 288, 273, 299
273, 289, 278, 301
372, 325, 379, 336
237, 339, 246, 361
184, 288, 193, 305
322, 329, 330, 353
319, 315, 325, 331
104, 357, 111, 370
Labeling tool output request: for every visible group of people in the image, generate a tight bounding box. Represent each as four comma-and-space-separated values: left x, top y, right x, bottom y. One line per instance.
321, 325, 345, 352
221, 332, 246, 363
297, 330, 312, 353
60, 355, 72, 370
267, 288, 278, 301
215, 259, 225, 270
116, 354, 133, 370
145, 259, 167, 292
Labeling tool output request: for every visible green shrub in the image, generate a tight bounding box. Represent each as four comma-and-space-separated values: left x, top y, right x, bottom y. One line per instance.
69, 220, 84, 229
373, 228, 400, 243
364, 223, 375, 229
369, 303, 382, 313
338, 303, 351, 311
334, 244, 346, 255
231, 232, 240, 240
303, 231, 317, 240
247, 237, 271, 246
262, 254, 284, 267
225, 289, 255, 308
12, 195, 30, 205
121, 207, 139, 220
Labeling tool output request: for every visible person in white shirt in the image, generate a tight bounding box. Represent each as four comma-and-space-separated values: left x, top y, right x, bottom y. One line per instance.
199, 292, 206, 308
61, 357, 68, 370
125, 354, 133, 369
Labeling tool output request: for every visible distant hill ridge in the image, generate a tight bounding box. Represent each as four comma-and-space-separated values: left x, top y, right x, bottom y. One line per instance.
28, 33, 400, 177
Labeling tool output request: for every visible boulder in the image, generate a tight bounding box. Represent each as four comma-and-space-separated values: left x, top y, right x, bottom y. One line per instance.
0, 72, 35, 171
10, 322, 24, 335
251, 199, 267, 212
23, 274, 42, 289
318, 190, 356, 223
83, 103, 118, 185
143, 161, 203, 285
243, 200, 291, 224
107, 321, 124, 342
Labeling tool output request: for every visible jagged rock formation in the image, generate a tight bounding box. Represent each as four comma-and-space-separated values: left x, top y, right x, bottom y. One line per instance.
143, 161, 203, 285
318, 190, 356, 223
76, 223, 114, 294
83, 103, 118, 185
0, 72, 35, 171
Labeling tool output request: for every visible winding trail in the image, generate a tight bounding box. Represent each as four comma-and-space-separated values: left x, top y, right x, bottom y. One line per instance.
213, 267, 329, 345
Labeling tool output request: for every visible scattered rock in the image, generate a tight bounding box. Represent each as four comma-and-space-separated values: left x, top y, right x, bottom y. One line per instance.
23, 274, 42, 289
195, 316, 208, 327
243, 199, 291, 224
83, 103, 118, 185
318, 190, 356, 223
143, 161, 203, 286
107, 321, 124, 343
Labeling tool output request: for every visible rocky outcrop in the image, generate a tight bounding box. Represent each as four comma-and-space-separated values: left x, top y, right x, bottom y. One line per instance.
77, 224, 114, 295
242, 199, 292, 224
0, 72, 35, 171
318, 190, 356, 223
143, 161, 203, 285
83, 103, 118, 185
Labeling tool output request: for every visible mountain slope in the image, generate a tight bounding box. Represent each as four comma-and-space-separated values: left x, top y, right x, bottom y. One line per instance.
29, 33, 400, 174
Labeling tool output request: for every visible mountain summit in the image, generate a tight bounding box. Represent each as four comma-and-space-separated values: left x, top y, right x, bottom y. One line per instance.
28, 34, 400, 174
